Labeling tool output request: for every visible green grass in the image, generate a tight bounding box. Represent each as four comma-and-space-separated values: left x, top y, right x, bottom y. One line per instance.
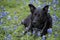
0, 0, 60, 40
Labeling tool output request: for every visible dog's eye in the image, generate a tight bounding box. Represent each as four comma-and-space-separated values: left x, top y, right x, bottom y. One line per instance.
34, 13, 37, 16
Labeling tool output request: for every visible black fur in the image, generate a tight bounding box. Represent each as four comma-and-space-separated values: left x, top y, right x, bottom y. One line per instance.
21, 4, 52, 36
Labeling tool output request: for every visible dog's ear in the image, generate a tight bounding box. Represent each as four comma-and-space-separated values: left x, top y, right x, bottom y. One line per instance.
29, 4, 36, 13
43, 5, 49, 13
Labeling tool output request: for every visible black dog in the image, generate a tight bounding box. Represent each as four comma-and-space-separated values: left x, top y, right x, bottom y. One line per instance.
21, 4, 52, 36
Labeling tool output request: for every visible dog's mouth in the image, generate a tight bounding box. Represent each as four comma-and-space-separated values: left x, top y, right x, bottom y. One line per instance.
32, 23, 40, 27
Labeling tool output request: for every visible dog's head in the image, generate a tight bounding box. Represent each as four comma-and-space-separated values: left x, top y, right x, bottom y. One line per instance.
29, 4, 49, 25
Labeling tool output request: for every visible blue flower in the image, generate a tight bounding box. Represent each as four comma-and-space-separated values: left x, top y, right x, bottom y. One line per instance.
0, 15, 3, 18
27, 32, 31, 36
47, 28, 52, 34
2, 26, 8, 31
2, 8, 6, 11
35, 0, 39, 4
25, 27, 29, 31
2, 27, 6, 31
4, 34, 12, 40
1, 12, 7, 17
41, 3, 47, 8
54, 32, 58, 38
52, 5, 57, 11
37, 31, 41, 37
32, 30, 36, 34
14, 16, 18, 21
42, 35, 46, 40
7, 15, 12, 20
52, 13, 58, 25
0, 12, 8, 18
52, 0, 59, 4
48, 2, 51, 6
21, 31, 25, 35
30, 0, 34, 4
48, 34, 51, 38
1, 5, 5, 11
32, 28, 37, 34
17, 22, 21, 26
13, 25, 17, 30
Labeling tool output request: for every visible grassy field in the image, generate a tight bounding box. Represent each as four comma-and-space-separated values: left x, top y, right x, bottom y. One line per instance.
0, 0, 60, 40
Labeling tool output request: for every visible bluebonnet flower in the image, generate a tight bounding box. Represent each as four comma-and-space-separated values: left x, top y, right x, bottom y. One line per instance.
0, 12, 8, 18
5, 33, 10, 37
38, 5, 42, 8
42, 35, 46, 40
48, 34, 51, 38
47, 28, 52, 34
4, 37, 7, 40
41, 3, 47, 8
52, 0, 59, 4
2, 26, 7, 31
52, 5, 57, 11
25, 25, 30, 31
27, 32, 31, 36
35, 0, 39, 4
7, 34, 12, 38
2, 8, 6, 11
6, 11, 10, 14
4, 34, 12, 40
7, 26, 14, 31
21, 31, 25, 35
13, 25, 17, 30
32, 28, 37, 35
0, 15, 3, 18
17, 22, 21, 26
54, 32, 58, 38
48, 2, 51, 6
2, 26, 10, 31
53, 32, 58, 40
1, 12, 8, 17
30, 0, 34, 4
32, 30, 35, 34
52, 0, 56, 4
52, 13, 58, 25
7, 15, 12, 21
37, 31, 41, 37
1, 5, 5, 11
14, 16, 18, 21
